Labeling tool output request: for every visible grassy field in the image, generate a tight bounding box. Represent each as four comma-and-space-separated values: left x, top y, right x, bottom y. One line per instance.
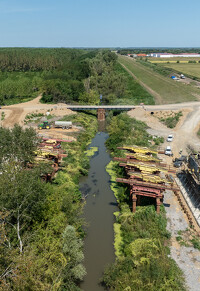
159, 63, 200, 79
118, 55, 200, 104
149, 57, 200, 63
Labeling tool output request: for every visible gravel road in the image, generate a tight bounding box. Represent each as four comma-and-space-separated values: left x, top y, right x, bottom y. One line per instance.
164, 190, 200, 291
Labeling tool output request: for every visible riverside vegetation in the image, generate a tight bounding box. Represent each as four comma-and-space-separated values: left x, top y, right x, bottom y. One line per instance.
103, 113, 186, 290
0, 113, 98, 290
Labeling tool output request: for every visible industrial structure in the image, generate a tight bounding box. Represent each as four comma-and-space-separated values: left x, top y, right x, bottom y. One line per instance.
30, 138, 68, 181
114, 145, 178, 214
148, 53, 200, 58
176, 153, 200, 227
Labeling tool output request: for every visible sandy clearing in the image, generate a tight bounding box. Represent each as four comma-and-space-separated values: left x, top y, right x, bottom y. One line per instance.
1, 95, 75, 128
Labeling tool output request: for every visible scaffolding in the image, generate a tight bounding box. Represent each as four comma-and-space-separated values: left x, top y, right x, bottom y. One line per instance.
114, 145, 178, 213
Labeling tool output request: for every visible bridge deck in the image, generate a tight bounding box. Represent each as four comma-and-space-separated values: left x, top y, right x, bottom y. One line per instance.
66, 105, 135, 110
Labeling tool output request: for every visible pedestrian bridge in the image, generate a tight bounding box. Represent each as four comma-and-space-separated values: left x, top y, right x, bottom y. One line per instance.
66, 105, 135, 120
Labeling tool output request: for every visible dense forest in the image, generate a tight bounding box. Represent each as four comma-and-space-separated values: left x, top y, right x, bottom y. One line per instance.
0, 48, 154, 105
0, 114, 98, 290
102, 113, 186, 290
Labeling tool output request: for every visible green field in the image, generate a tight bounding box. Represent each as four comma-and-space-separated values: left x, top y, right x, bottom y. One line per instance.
160, 63, 200, 79
118, 55, 200, 104
148, 57, 200, 63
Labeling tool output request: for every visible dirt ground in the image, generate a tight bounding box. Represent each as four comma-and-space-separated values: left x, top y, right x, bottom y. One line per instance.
0, 95, 75, 128
0, 95, 77, 140
128, 104, 200, 158
2, 94, 200, 156
164, 189, 200, 291
37, 127, 79, 141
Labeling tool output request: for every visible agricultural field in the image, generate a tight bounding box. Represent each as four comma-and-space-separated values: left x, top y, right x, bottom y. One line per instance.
118, 55, 200, 104
159, 63, 200, 79
148, 57, 200, 63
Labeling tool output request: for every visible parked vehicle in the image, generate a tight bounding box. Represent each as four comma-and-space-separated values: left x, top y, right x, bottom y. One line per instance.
54, 121, 72, 129
180, 74, 185, 79
167, 134, 173, 142
38, 121, 51, 130
171, 76, 179, 80
165, 146, 173, 156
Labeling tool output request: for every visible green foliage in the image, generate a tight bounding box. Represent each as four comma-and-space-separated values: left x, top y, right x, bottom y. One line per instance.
1, 111, 5, 121
114, 62, 155, 105
0, 113, 98, 290
0, 125, 39, 167
113, 223, 123, 257
153, 136, 164, 145
190, 236, 200, 250
79, 90, 100, 105
106, 112, 150, 154
84, 146, 98, 157
197, 128, 200, 137
61, 225, 86, 289
103, 112, 186, 290
25, 112, 44, 120
136, 59, 173, 77
102, 207, 185, 291
160, 111, 183, 128
0, 48, 96, 104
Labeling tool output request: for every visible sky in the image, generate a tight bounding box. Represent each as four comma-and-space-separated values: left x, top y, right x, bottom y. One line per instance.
0, 0, 200, 48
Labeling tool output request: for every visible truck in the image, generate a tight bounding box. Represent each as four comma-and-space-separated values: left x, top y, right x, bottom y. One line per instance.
38, 121, 51, 130
54, 121, 72, 129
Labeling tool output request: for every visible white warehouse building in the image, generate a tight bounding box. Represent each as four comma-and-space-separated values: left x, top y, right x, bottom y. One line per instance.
150, 53, 200, 58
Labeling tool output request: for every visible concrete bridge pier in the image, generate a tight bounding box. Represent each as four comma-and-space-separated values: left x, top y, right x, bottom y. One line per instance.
97, 108, 106, 121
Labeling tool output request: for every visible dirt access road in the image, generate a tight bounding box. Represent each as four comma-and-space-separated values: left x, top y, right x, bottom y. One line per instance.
1, 95, 200, 157
1, 95, 75, 128
129, 101, 200, 159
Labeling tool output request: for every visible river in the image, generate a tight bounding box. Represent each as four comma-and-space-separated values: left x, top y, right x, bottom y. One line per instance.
80, 130, 118, 291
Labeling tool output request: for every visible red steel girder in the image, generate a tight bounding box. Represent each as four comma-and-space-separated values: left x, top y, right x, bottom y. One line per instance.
131, 185, 161, 195
116, 177, 179, 191
131, 191, 163, 198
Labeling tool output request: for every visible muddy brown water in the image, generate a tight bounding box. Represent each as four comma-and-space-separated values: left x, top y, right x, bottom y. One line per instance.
80, 131, 118, 291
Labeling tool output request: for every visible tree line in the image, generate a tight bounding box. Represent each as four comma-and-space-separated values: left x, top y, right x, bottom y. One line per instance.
118, 48, 200, 55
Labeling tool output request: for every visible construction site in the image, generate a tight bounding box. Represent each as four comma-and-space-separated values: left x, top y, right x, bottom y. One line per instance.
30, 138, 69, 182
114, 145, 200, 232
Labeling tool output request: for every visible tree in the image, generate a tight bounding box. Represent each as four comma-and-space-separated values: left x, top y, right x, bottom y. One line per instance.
0, 125, 39, 167
61, 225, 86, 289
0, 161, 49, 253
78, 90, 99, 105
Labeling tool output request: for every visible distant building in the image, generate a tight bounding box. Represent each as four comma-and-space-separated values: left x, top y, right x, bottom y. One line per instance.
173, 53, 200, 57
137, 54, 147, 57
149, 52, 200, 58
127, 54, 137, 57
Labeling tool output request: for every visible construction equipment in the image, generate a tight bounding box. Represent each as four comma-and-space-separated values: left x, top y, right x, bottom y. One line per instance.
38, 121, 51, 130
